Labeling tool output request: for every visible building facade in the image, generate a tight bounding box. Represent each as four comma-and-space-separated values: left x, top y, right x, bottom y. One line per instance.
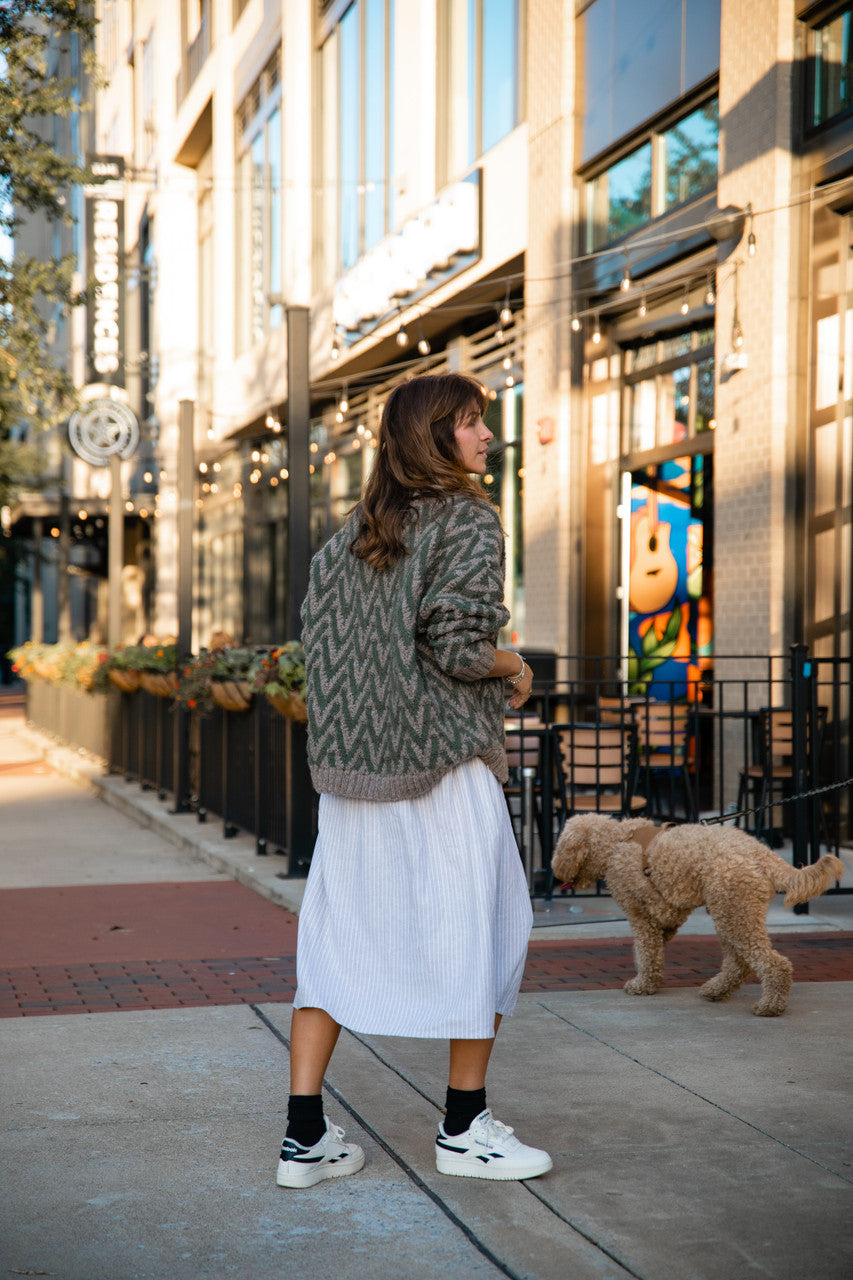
10, 0, 853, 682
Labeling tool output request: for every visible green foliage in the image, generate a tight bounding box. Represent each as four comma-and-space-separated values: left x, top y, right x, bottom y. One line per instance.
8, 637, 108, 690
247, 642, 307, 701
108, 642, 177, 673
0, 2, 98, 432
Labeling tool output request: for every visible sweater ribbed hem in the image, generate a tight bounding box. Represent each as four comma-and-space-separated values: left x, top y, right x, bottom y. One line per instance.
310, 746, 508, 802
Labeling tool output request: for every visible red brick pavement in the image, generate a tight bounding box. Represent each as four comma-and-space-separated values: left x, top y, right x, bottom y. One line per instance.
1, 879, 851, 1019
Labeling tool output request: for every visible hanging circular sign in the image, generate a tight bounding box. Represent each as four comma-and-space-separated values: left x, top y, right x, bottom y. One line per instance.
68, 397, 139, 467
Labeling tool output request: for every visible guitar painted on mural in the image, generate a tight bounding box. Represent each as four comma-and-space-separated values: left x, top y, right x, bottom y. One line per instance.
629, 489, 679, 616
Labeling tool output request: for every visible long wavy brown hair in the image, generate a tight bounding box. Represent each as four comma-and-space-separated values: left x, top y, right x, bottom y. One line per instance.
350, 373, 489, 570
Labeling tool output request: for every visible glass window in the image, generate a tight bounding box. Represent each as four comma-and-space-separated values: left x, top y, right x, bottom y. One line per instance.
579, 0, 719, 163
812, 8, 853, 127
339, 4, 360, 271
324, 0, 396, 275
663, 99, 718, 211
585, 98, 717, 250
586, 143, 652, 251
437, 0, 524, 185
234, 60, 283, 353
623, 328, 715, 455
481, 0, 517, 153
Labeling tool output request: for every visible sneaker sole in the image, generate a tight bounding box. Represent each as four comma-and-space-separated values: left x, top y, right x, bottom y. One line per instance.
277, 1148, 365, 1189
435, 1153, 553, 1181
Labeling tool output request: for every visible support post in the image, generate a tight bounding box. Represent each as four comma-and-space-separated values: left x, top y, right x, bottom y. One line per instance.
285, 306, 314, 869
31, 518, 44, 642
57, 490, 71, 642
107, 453, 123, 646
172, 399, 195, 813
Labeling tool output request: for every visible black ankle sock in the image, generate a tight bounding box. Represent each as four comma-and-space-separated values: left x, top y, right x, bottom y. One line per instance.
443, 1086, 487, 1136
285, 1094, 325, 1148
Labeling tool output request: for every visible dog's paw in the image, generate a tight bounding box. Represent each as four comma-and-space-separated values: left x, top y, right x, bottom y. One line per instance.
624, 977, 658, 996
752, 998, 786, 1017
699, 977, 734, 1002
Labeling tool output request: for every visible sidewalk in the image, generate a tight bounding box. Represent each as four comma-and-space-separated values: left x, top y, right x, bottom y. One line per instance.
1, 695, 852, 1279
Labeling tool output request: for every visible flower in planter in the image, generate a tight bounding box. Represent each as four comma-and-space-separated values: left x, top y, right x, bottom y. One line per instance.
247, 642, 307, 719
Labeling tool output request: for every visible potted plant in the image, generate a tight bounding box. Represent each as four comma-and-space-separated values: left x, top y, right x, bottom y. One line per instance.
248, 642, 307, 722
208, 646, 257, 712
135, 642, 179, 698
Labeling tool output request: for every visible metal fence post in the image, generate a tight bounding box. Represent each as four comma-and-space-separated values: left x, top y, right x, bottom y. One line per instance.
790, 643, 815, 913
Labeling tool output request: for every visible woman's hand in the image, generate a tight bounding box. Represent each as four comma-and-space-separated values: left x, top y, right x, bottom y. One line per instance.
507, 661, 533, 709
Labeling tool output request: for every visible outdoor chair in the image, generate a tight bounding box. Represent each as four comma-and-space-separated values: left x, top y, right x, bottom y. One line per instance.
632, 700, 697, 822
736, 705, 828, 845
551, 721, 647, 820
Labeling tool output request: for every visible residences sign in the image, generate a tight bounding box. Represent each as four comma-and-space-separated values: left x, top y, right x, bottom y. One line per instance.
84, 156, 126, 387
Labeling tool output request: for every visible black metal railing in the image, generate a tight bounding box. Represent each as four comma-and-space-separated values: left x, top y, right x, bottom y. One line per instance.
504, 645, 852, 898
25, 646, 851, 896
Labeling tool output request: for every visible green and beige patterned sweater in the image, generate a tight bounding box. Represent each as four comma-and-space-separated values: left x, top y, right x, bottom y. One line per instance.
300, 495, 510, 801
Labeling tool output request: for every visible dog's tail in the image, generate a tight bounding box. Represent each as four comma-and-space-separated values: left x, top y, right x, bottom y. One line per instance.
772, 853, 844, 907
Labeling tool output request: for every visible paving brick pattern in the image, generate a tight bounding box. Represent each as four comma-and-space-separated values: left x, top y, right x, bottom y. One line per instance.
1, 933, 850, 1018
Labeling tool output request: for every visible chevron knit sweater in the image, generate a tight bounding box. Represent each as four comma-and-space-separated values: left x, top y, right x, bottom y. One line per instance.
301, 495, 510, 801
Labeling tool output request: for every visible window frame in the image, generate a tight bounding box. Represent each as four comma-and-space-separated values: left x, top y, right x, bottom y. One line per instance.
621, 326, 716, 466
581, 89, 719, 255
234, 52, 283, 355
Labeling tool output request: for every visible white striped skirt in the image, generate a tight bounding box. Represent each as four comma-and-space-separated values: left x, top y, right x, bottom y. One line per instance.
293, 757, 533, 1039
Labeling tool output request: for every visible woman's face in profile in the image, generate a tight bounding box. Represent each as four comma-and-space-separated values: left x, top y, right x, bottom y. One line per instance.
453, 403, 493, 475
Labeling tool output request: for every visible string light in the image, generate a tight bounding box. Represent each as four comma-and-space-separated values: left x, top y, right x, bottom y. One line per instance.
704, 272, 716, 306
591, 312, 601, 344
499, 289, 512, 326
395, 320, 409, 347
502, 354, 512, 370
571, 313, 581, 332
747, 205, 756, 256
199, 461, 208, 473
339, 384, 349, 413
620, 258, 631, 292
330, 328, 341, 361
417, 322, 431, 355
638, 291, 647, 319
680, 286, 690, 316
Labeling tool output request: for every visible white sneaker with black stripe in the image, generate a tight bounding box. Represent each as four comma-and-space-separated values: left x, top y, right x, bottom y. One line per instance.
435, 1108, 552, 1181
276, 1117, 365, 1188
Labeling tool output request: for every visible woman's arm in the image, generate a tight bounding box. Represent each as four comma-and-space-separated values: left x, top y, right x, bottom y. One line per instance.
485, 648, 534, 709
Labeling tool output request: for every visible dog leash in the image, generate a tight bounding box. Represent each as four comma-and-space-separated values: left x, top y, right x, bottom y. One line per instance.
698, 775, 853, 829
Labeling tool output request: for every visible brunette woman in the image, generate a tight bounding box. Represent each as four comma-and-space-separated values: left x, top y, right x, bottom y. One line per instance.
277, 372, 551, 1188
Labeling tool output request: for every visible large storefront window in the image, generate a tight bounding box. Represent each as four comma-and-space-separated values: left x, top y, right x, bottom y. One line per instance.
235, 53, 282, 354
320, 0, 396, 277
584, 98, 718, 252
437, 0, 525, 185
621, 327, 715, 697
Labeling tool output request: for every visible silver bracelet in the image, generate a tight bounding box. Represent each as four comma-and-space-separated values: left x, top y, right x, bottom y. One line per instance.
505, 655, 527, 685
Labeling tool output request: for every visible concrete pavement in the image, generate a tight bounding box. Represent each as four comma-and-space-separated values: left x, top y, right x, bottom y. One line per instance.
1, 692, 852, 1279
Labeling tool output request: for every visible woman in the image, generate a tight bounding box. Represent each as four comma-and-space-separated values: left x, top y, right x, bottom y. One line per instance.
277, 372, 552, 1188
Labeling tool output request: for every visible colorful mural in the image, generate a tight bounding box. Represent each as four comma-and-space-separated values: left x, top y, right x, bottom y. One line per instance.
627, 456, 713, 699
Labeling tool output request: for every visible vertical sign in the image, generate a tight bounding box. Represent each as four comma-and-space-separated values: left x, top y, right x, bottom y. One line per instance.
84, 155, 126, 387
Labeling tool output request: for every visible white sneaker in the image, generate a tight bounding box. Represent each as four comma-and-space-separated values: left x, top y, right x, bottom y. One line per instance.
435, 1108, 553, 1181
276, 1116, 365, 1188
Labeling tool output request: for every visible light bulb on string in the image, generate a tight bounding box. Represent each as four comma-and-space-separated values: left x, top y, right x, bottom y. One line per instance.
330, 329, 341, 361
416, 322, 431, 355
704, 273, 716, 306
638, 291, 647, 319
747, 206, 756, 256
499, 289, 512, 326
571, 313, 581, 332
680, 287, 690, 316
395, 320, 409, 347
592, 312, 601, 344
620, 259, 631, 292
339, 384, 349, 414
502, 354, 512, 371
732, 310, 744, 350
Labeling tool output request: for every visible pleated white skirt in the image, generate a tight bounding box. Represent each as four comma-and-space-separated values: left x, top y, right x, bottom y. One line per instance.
293, 757, 533, 1039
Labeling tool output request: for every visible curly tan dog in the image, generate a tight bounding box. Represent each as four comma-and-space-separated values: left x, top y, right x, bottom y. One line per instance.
552, 814, 844, 1016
